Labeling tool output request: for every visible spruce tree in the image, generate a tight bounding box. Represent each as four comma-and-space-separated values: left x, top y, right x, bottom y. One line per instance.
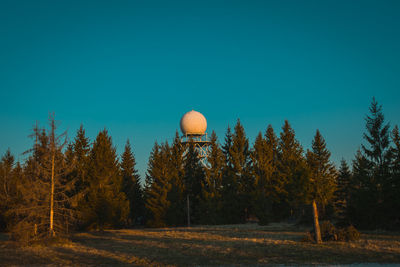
0, 149, 17, 231
200, 131, 224, 224
306, 130, 337, 243
121, 140, 143, 226
82, 129, 129, 229
251, 125, 281, 225
165, 132, 186, 226
221, 120, 251, 223
335, 159, 351, 222
351, 98, 392, 228
277, 120, 307, 220
349, 150, 373, 228
72, 125, 90, 196
389, 125, 400, 228
145, 142, 172, 227
221, 126, 240, 223
183, 139, 205, 225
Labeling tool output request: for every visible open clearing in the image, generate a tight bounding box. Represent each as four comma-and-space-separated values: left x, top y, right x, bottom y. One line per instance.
1, 223, 400, 266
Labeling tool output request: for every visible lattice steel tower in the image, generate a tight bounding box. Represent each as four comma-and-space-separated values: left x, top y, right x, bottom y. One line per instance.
180, 110, 210, 167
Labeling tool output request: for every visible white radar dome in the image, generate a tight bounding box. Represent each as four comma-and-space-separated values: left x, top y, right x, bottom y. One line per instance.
180, 110, 207, 135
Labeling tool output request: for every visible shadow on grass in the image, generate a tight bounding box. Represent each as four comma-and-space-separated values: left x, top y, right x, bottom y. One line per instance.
70, 229, 400, 266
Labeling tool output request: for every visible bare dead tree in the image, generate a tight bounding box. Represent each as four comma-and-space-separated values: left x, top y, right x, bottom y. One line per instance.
8, 113, 77, 243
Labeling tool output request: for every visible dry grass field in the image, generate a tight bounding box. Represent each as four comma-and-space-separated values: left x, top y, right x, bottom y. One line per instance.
1, 223, 400, 266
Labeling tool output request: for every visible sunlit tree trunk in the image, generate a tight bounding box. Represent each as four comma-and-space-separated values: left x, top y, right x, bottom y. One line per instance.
312, 199, 322, 243
49, 153, 55, 237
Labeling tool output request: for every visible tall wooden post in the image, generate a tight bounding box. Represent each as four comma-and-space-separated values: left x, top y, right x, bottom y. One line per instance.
187, 194, 191, 227
312, 199, 322, 243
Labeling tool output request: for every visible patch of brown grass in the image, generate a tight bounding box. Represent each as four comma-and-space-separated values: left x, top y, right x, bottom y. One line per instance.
1, 224, 400, 266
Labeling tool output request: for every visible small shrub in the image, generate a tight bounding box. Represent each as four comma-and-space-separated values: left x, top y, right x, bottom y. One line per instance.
301, 231, 314, 242
320, 220, 338, 241
304, 220, 360, 243
337, 225, 360, 241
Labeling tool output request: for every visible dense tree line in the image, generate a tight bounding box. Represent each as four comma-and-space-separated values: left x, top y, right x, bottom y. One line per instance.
0, 115, 144, 242
1, 98, 399, 243
144, 98, 400, 230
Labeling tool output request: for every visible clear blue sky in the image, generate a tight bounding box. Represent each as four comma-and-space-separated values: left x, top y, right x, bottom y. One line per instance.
1, 0, 399, 180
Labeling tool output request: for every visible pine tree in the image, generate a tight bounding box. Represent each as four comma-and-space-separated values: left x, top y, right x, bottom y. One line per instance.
388, 125, 400, 228
165, 132, 186, 226
145, 142, 172, 227
251, 125, 281, 225
306, 130, 337, 243
72, 125, 90, 196
200, 131, 224, 224
121, 140, 143, 226
82, 129, 129, 229
221, 126, 239, 223
0, 149, 17, 231
277, 120, 307, 220
350, 98, 392, 228
349, 150, 374, 228
335, 159, 351, 222
221, 120, 251, 223
183, 139, 205, 225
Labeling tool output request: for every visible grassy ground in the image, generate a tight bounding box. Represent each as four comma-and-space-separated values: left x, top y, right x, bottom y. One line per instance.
0, 223, 400, 266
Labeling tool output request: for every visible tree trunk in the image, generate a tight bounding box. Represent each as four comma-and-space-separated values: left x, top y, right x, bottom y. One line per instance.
187, 194, 191, 227
49, 154, 55, 237
312, 199, 322, 243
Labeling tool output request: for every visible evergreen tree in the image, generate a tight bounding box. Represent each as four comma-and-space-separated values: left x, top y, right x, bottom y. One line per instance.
221, 126, 240, 223
350, 98, 392, 228
0, 149, 18, 231
388, 125, 400, 228
335, 159, 351, 221
145, 142, 172, 227
183, 139, 205, 225
306, 130, 337, 243
349, 150, 374, 228
200, 131, 224, 224
221, 120, 251, 223
82, 129, 129, 229
72, 125, 90, 196
121, 140, 143, 226
251, 125, 281, 225
165, 132, 186, 226
277, 120, 307, 220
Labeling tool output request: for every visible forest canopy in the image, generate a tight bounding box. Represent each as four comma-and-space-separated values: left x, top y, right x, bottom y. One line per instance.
1, 98, 399, 244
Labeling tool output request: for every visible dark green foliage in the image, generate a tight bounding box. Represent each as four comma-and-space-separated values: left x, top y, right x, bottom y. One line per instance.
145, 142, 172, 227
276, 120, 308, 220
183, 139, 205, 224
335, 159, 351, 221
0, 149, 19, 231
199, 131, 224, 225
121, 140, 144, 226
221, 121, 251, 223
349, 98, 394, 229
72, 125, 90, 196
306, 130, 337, 208
165, 133, 186, 226
220, 126, 241, 223
81, 129, 129, 229
251, 125, 281, 225
389, 126, 400, 228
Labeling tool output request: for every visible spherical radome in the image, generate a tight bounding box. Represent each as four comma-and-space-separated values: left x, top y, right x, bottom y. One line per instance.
180, 110, 207, 135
